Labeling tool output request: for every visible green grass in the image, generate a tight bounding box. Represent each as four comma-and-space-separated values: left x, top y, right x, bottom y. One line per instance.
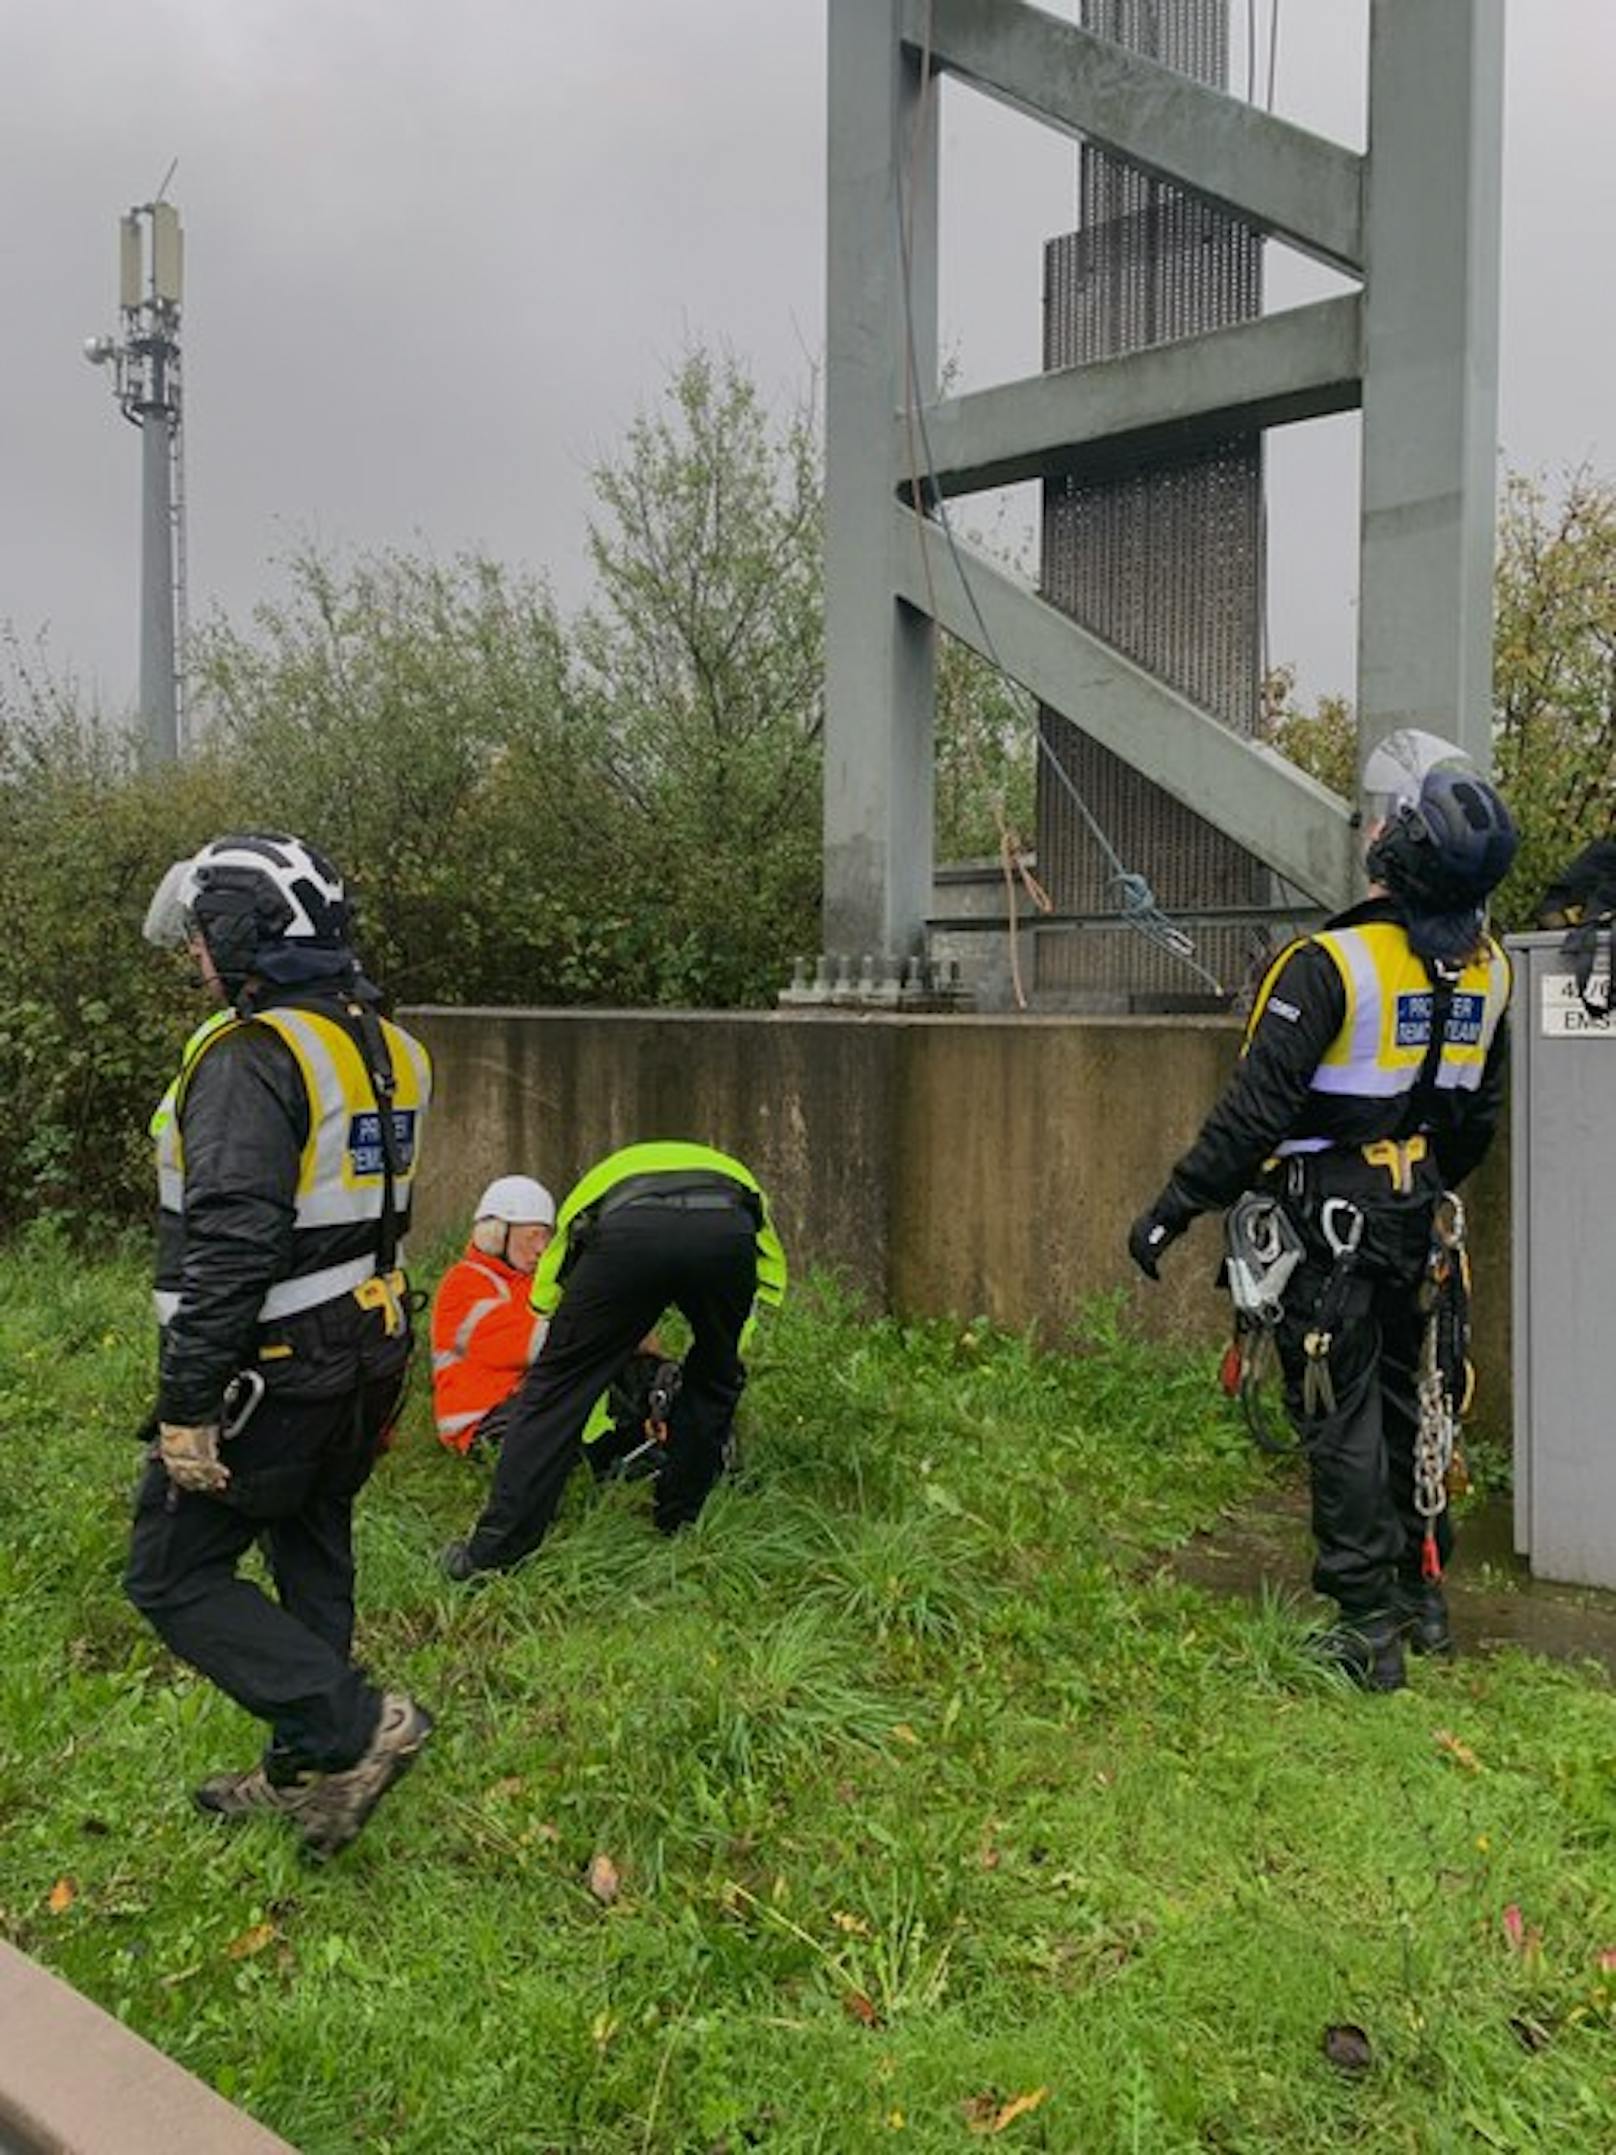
2, 1233, 1615, 2153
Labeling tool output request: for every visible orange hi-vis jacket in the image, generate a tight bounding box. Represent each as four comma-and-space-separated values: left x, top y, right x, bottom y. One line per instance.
430, 1244, 547, 1452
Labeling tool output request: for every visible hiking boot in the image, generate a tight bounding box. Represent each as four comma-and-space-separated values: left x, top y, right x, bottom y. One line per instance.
1395, 1581, 1456, 1659
1306, 1611, 1407, 1693
440, 1539, 480, 1582
296, 1692, 435, 1861
193, 1756, 325, 1824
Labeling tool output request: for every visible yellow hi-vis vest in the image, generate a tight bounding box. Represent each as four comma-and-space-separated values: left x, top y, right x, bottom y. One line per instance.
1258, 923, 1509, 1156
153, 1004, 432, 1325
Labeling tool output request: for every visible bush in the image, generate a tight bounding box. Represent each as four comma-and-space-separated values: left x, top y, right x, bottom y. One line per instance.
0, 651, 250, 1231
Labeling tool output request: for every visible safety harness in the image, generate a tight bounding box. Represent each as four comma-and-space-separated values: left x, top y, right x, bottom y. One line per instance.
346, 997, 409, 1340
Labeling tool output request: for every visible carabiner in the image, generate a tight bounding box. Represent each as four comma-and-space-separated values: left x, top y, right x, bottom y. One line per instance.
1319, 1197, 1364, 1264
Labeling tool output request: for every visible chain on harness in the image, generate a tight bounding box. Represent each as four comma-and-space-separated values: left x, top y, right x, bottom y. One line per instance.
1413, 1191, 1472, 1582
1220, 1193, 1305, 1453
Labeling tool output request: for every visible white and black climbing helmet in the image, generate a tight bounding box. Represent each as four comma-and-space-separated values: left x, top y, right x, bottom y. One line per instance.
144, 832, 351, 983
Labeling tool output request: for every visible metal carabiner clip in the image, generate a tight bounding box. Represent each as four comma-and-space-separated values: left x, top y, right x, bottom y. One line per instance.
1319, 1197, 1364, 1264
221, 1368, 266, 1440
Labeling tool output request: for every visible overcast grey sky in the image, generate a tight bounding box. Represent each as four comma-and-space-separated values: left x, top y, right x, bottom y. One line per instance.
3, 1, 1612, 718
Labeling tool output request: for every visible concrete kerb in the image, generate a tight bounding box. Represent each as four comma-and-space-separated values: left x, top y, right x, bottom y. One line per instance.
0, 1940, 297, 2155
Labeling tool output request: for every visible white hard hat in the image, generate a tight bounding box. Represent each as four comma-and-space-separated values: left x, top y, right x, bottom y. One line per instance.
474, 1175, 555, 1227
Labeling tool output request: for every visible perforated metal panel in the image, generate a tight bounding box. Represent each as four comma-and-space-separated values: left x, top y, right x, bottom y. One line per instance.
1036, 0, 1270, 1003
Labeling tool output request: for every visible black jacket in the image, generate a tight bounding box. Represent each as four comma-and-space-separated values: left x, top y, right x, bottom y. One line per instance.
156, 986, 404, 1425
1162, 896, 1510, 1225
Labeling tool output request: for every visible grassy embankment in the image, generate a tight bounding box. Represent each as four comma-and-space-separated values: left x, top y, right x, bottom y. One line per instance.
1, 1236, 1613, 2153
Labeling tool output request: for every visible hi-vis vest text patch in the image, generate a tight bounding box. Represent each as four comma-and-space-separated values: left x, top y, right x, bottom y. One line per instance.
1393, 989, 1486, 1052
348, 1107, 419, 1178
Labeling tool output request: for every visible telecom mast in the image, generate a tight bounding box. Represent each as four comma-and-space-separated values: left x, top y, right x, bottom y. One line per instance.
85, 195, 186, 760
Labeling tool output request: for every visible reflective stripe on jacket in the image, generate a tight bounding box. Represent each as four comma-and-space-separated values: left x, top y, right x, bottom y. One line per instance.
430, 1246, 546, 1451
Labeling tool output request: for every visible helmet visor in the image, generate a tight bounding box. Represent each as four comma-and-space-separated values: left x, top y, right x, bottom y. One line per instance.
1360, 729, 1474, 829
142, 858, 197, 949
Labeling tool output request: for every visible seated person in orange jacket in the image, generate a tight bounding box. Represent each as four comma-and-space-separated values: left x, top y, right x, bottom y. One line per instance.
431, 1176, 671, 1475
431, 1177, 555, 1455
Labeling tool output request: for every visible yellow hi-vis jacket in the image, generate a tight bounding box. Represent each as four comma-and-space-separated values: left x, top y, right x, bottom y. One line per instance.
533, 1141, 787, 1340
153, 1002, 432, 1327
1254, 923, 1510, 1157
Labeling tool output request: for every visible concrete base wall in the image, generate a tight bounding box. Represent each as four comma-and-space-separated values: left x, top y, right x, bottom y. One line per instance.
404, 1008, 1511, 1436
0, 1941, 295, 2154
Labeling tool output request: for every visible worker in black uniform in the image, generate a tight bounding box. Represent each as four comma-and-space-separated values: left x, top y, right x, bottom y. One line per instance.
442, 1140, 787, 1577
1535, 834, 1616, 1018
1128, 734, 1517, 1691
129, 833, 435, 1855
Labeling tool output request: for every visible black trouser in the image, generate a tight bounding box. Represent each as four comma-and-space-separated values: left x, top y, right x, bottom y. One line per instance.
125, 1374, 401, 1772
1271, 1171, 1450, 1616
466, 1198, 757, 1571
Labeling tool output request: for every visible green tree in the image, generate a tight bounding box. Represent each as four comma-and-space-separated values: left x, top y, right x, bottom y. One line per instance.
1260, 664, 1354, 797
574, 348, 825, 1004
1264, 470, 1616, 930
189, 546, 621, 1003
1491, 469, 1616, 921
934, 637, 1037, 862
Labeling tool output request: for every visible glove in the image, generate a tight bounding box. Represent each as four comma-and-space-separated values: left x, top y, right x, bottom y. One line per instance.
157, 1422, 230, 1494
1128, 1201, 1190, 1282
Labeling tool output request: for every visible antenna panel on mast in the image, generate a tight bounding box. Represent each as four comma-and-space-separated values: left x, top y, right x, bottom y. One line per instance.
119, 214, 143, 310
150, 201, 182, 304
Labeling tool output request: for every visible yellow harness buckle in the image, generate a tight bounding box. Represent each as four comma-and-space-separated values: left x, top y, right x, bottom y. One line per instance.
354, 1269, 408, 1338
1362, 1134, 1428, 1195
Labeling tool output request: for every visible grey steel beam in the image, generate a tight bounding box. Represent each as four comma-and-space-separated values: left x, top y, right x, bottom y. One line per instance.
901, 0, 1364, 275
824, 0, 938, 959
891, 502, 1358, 907
913, 295, 1362, 498
1356, 0, 1504, 777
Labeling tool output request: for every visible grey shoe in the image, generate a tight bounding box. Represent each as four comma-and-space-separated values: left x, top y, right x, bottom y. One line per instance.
297, 1692, 434, 1860
193, 1759, 325, 1823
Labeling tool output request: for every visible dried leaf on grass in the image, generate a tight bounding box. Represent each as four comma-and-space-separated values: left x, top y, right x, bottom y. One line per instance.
842, 1989, 882, 2028
586, 1853, 621, 1905
47, 1877, 75, 1914
225, 1921, 278, 1961
964, 2087, 1051, 2134
1434, 1729, 1483, 1773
